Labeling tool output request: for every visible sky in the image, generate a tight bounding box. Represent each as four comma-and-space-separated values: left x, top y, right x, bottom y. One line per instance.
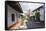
19, 2, 44, 13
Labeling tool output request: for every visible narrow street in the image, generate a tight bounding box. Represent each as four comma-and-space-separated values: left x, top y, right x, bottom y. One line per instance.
5, 1, 45, 30
26, 19, 44, 29
10, 19, 44, 29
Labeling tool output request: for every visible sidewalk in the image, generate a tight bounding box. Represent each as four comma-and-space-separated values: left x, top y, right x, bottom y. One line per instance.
10, 20, 28, 29
10, 21, 21, 29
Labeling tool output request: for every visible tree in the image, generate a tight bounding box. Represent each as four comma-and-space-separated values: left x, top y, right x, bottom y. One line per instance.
35, 12, 40, 21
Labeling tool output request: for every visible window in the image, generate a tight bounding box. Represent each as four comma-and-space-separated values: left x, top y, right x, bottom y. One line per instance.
12, 14, 15, 22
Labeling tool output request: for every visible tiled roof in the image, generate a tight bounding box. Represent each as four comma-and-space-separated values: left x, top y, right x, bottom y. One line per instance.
7, 1, 23, 13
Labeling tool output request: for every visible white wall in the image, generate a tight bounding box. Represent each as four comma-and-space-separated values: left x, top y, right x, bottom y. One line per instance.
40, 6, 45, 21
7, 5, 19, 27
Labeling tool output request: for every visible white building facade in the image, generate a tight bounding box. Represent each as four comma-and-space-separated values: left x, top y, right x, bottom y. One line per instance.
40, 5, 45, 21
32, 5, 45, 21
7, 5, 20, 27
6, 1, 23, 28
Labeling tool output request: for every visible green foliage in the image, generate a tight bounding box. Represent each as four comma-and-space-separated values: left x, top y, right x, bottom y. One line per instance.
35, 12, 40, 20
21, 16, 26, 21
20, 15, 27, 25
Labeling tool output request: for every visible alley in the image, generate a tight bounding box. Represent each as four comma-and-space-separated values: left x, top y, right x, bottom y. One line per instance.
6, 1, 45, 30
26, 20, 44, 29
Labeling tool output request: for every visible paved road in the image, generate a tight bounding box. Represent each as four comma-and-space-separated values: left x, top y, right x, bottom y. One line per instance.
26, 20, 44, 29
